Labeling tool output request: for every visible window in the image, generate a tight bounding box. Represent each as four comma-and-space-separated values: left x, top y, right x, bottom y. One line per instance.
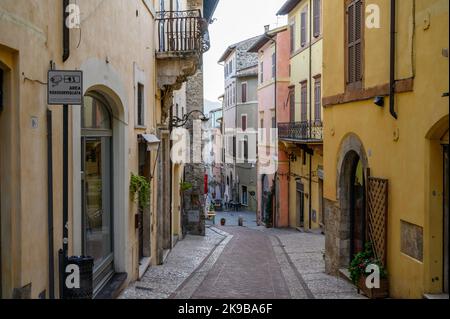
290, 22, 295, 53
241, 114, 247, 131
175, 103, 179, 118
301, 81, 308, 122
289, 87, 295, 122
233, 136, 236, 158
244, 137, 248, 161
313, 0, 321, 37
301, 8, 308, 47
314, 76, 322, 121
242, 186, 248, 206
241, 83, 247, 103
347, 0, 363, 86
137, 83, 145, 126
0, 68, 4, 112
272, 53, 276, 78
260, 114, 264, 130
260, 62, 264, 84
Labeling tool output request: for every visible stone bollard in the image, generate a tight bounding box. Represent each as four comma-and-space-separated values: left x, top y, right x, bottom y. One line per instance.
238, 216, 244, 227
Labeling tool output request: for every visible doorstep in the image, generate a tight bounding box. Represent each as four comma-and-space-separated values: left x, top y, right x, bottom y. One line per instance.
423, 293, 449, 299
138, 257, 151, 280
339, 268, 353, 284
95, 273, 128, 299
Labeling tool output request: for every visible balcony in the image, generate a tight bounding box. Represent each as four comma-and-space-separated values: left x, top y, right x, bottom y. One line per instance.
156, 10, 210, 58
278, 121, 323, 144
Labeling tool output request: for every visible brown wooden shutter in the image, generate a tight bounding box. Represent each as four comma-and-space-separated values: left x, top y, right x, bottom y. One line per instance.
313, 0, 321, 37
242, 115, 247, 131
301, 11, 307, 47
241, 83, 247, 103
347, 0, 363, 85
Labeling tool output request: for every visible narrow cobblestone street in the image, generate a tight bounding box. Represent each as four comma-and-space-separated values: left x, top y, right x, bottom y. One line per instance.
120, 212, 364, 299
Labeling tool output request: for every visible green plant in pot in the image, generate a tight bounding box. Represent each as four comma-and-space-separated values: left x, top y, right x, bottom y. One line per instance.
349, 242, 389, 299
130, 174, 151, 208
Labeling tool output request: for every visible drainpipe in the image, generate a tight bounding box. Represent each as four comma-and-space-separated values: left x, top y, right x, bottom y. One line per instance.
308, 0, 313, 229
47, 110, 55, 299
390, 0, 398, 119
62, 0, 70, 62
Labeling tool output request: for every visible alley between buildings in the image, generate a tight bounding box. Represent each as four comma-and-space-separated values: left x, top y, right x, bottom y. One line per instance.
120, 212, 364, 299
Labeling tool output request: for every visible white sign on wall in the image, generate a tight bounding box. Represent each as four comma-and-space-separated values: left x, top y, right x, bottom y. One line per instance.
48, 70, 83, 105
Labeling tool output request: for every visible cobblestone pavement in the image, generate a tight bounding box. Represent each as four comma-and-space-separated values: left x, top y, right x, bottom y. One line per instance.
119, 227, 228, 299
120, 214, 365, 299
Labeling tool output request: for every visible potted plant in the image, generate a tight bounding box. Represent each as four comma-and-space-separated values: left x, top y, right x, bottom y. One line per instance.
220, 218, 226, 226
349, 242, 389, 299
130, 174, 151, 208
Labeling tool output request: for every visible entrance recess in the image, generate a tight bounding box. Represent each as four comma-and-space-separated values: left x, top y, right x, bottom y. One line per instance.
296, 181, 305, 228
81, 94, 114, 294
350, 156, 366, 259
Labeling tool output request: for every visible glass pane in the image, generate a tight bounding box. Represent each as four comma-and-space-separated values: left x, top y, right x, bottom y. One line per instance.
82, 96, 111, 130
84, 138, 112, 267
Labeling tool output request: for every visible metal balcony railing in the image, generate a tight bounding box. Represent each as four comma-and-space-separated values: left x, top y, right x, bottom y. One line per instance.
156, 10, 210, 56
278, 121, 323, 143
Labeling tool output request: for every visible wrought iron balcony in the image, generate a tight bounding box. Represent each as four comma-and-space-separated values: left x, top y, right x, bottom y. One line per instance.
278, 121, 323, 143
156, 10, 210, 57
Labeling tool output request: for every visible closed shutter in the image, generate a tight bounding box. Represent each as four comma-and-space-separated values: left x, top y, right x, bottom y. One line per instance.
347, 0, 363, 85
301, 82, 307, 122
242, 83, 247, 103
290, 23, 295, 53
314, 78, 321, 121
301, 11, 307, 47
241, 115, 247, 131
313, 0, 321, 37
289, 89, 295, 122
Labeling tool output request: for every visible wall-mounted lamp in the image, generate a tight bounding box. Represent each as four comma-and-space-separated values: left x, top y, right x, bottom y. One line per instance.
374, 96, 385, 107
171, 110, 209, 128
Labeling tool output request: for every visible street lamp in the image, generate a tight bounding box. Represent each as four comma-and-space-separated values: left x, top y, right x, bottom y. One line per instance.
171, 109, 209, 128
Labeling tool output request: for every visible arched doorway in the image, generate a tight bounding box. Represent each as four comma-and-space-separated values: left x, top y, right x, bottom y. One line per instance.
349, 154, 366, 258
337, 134, 369, 267
81, 94, 114, 293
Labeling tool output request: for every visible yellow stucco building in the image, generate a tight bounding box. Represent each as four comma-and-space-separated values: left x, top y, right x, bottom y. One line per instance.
322, 0, 449, 298
0, 0, 217, 299
277, 0, 325, 231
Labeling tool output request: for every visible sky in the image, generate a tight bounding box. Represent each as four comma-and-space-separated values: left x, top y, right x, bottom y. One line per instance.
203, 0, 288, 102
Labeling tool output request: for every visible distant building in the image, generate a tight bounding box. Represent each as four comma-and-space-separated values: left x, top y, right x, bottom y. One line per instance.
219, 36, 261, 212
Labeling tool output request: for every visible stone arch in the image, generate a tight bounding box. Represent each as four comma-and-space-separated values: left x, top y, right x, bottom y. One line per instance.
336, 133, 369, 268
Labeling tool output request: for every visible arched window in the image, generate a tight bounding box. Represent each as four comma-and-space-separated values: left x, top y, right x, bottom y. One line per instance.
81, 94, 114, 294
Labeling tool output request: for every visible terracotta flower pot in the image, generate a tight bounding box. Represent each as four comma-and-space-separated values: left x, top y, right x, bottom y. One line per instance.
357, 277, 389, 299
220, 218, 226, 226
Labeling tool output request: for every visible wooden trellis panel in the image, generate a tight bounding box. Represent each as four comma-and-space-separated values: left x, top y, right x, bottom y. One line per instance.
367, 177, 388, 266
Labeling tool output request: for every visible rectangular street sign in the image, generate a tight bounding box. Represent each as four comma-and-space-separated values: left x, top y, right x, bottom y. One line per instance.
48, 70, 83, 105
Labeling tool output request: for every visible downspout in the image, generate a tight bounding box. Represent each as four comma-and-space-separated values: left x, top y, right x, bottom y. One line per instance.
390, 0, 398, 119
308, 0, 313, 229
169, 96, 173, 249
62, 0, 70, 62
47, 110, 55, 299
